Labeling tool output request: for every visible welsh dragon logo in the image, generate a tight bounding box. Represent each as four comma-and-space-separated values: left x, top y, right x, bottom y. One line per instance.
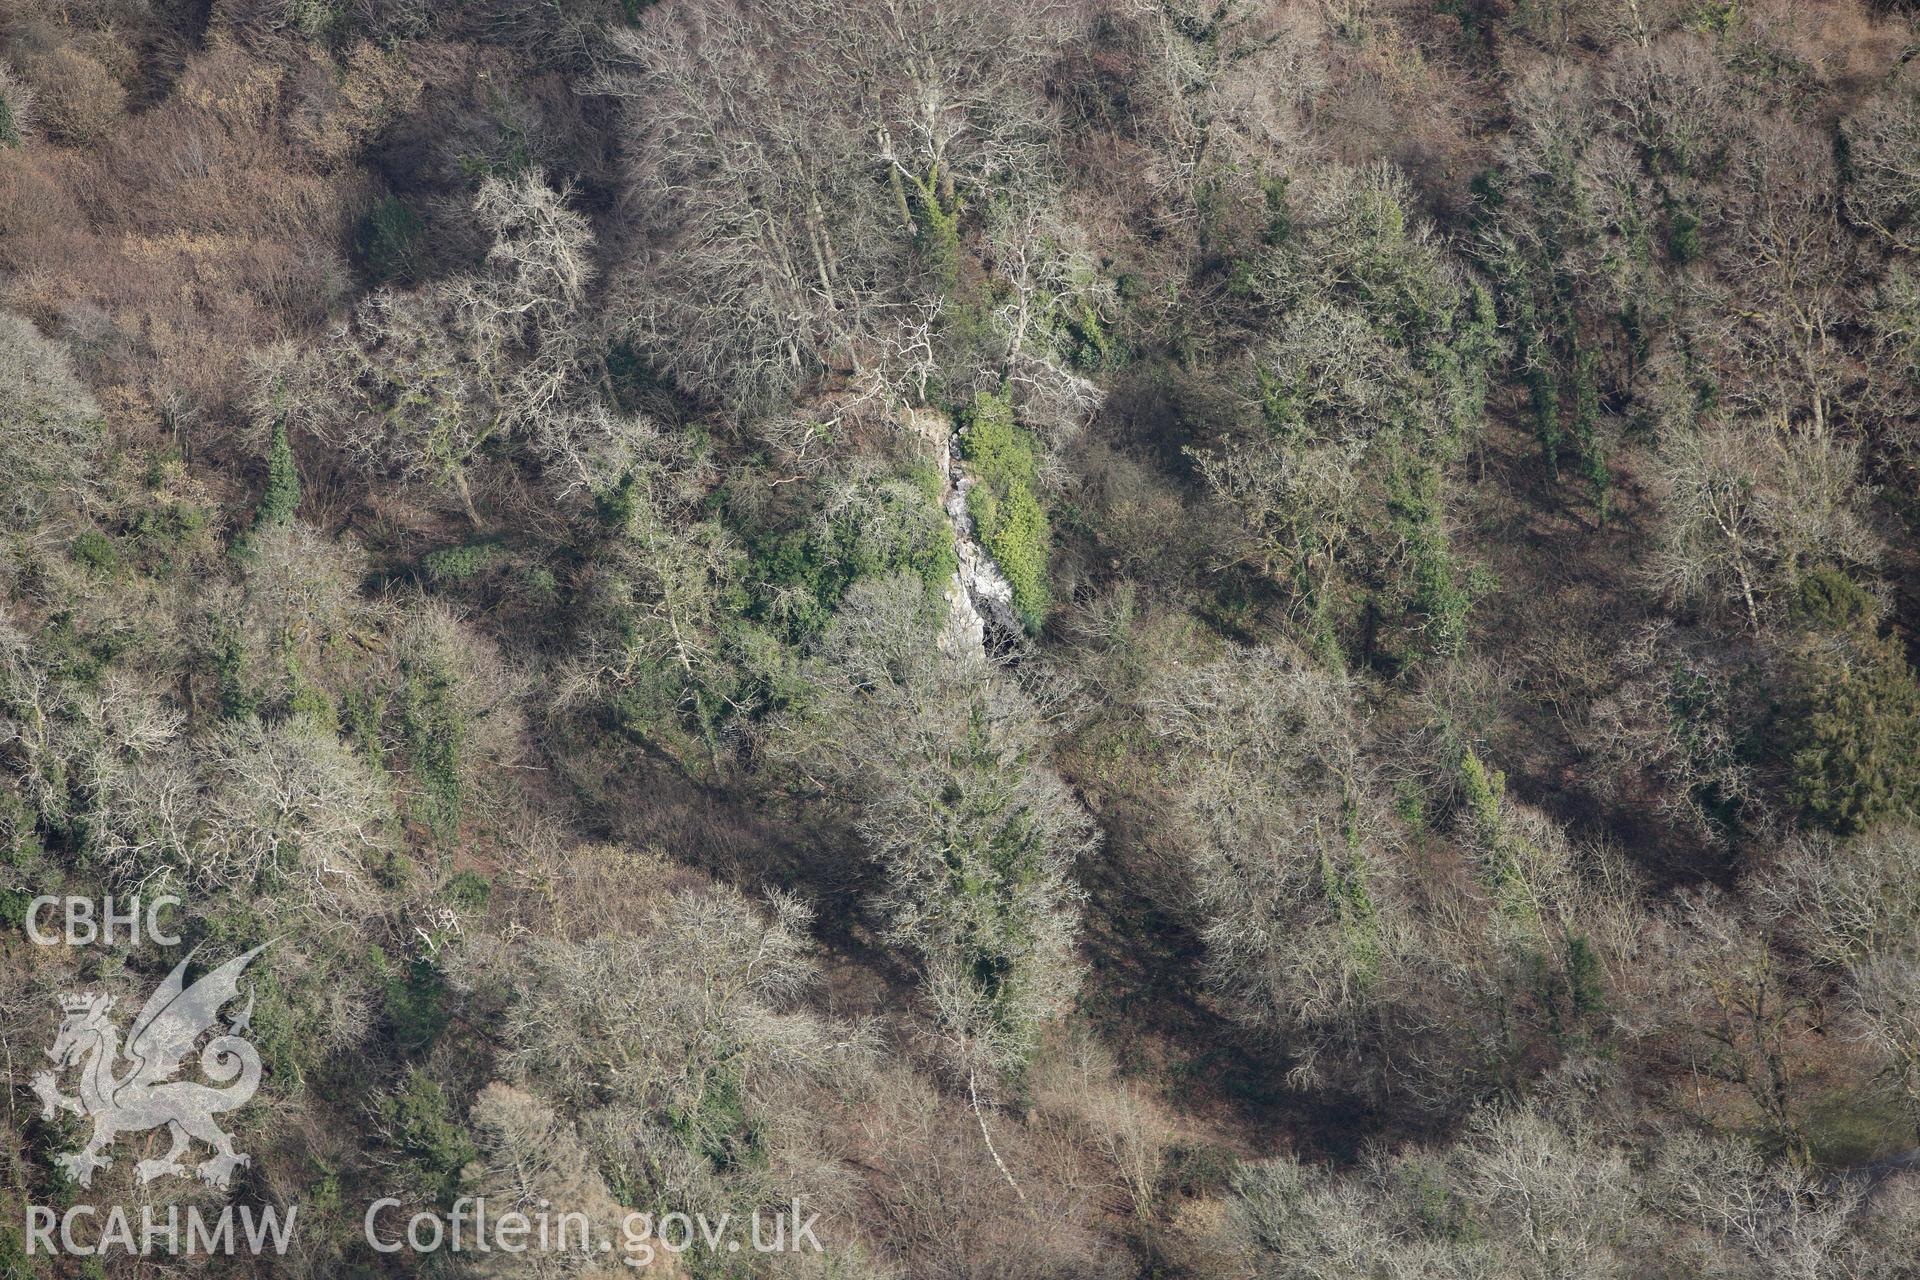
31, 944, 268, 1190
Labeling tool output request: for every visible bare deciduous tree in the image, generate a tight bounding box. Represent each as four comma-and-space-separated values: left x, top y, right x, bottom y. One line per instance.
1143, 644, 1407, 1081
1647, 415, 1877, 630
261, 171, 597, 521
773, 574, 1093, 1076
0, 312, 100, 532
594, 0, 1069, 418
1844, 66, 1920, 253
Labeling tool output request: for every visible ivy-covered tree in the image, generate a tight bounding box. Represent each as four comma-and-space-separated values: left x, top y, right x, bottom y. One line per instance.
1783, 627, 1920, 835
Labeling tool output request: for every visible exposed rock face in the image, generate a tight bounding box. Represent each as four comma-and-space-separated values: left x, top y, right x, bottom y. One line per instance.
904, 408, 1024, 658
946, 436, 1026, 647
